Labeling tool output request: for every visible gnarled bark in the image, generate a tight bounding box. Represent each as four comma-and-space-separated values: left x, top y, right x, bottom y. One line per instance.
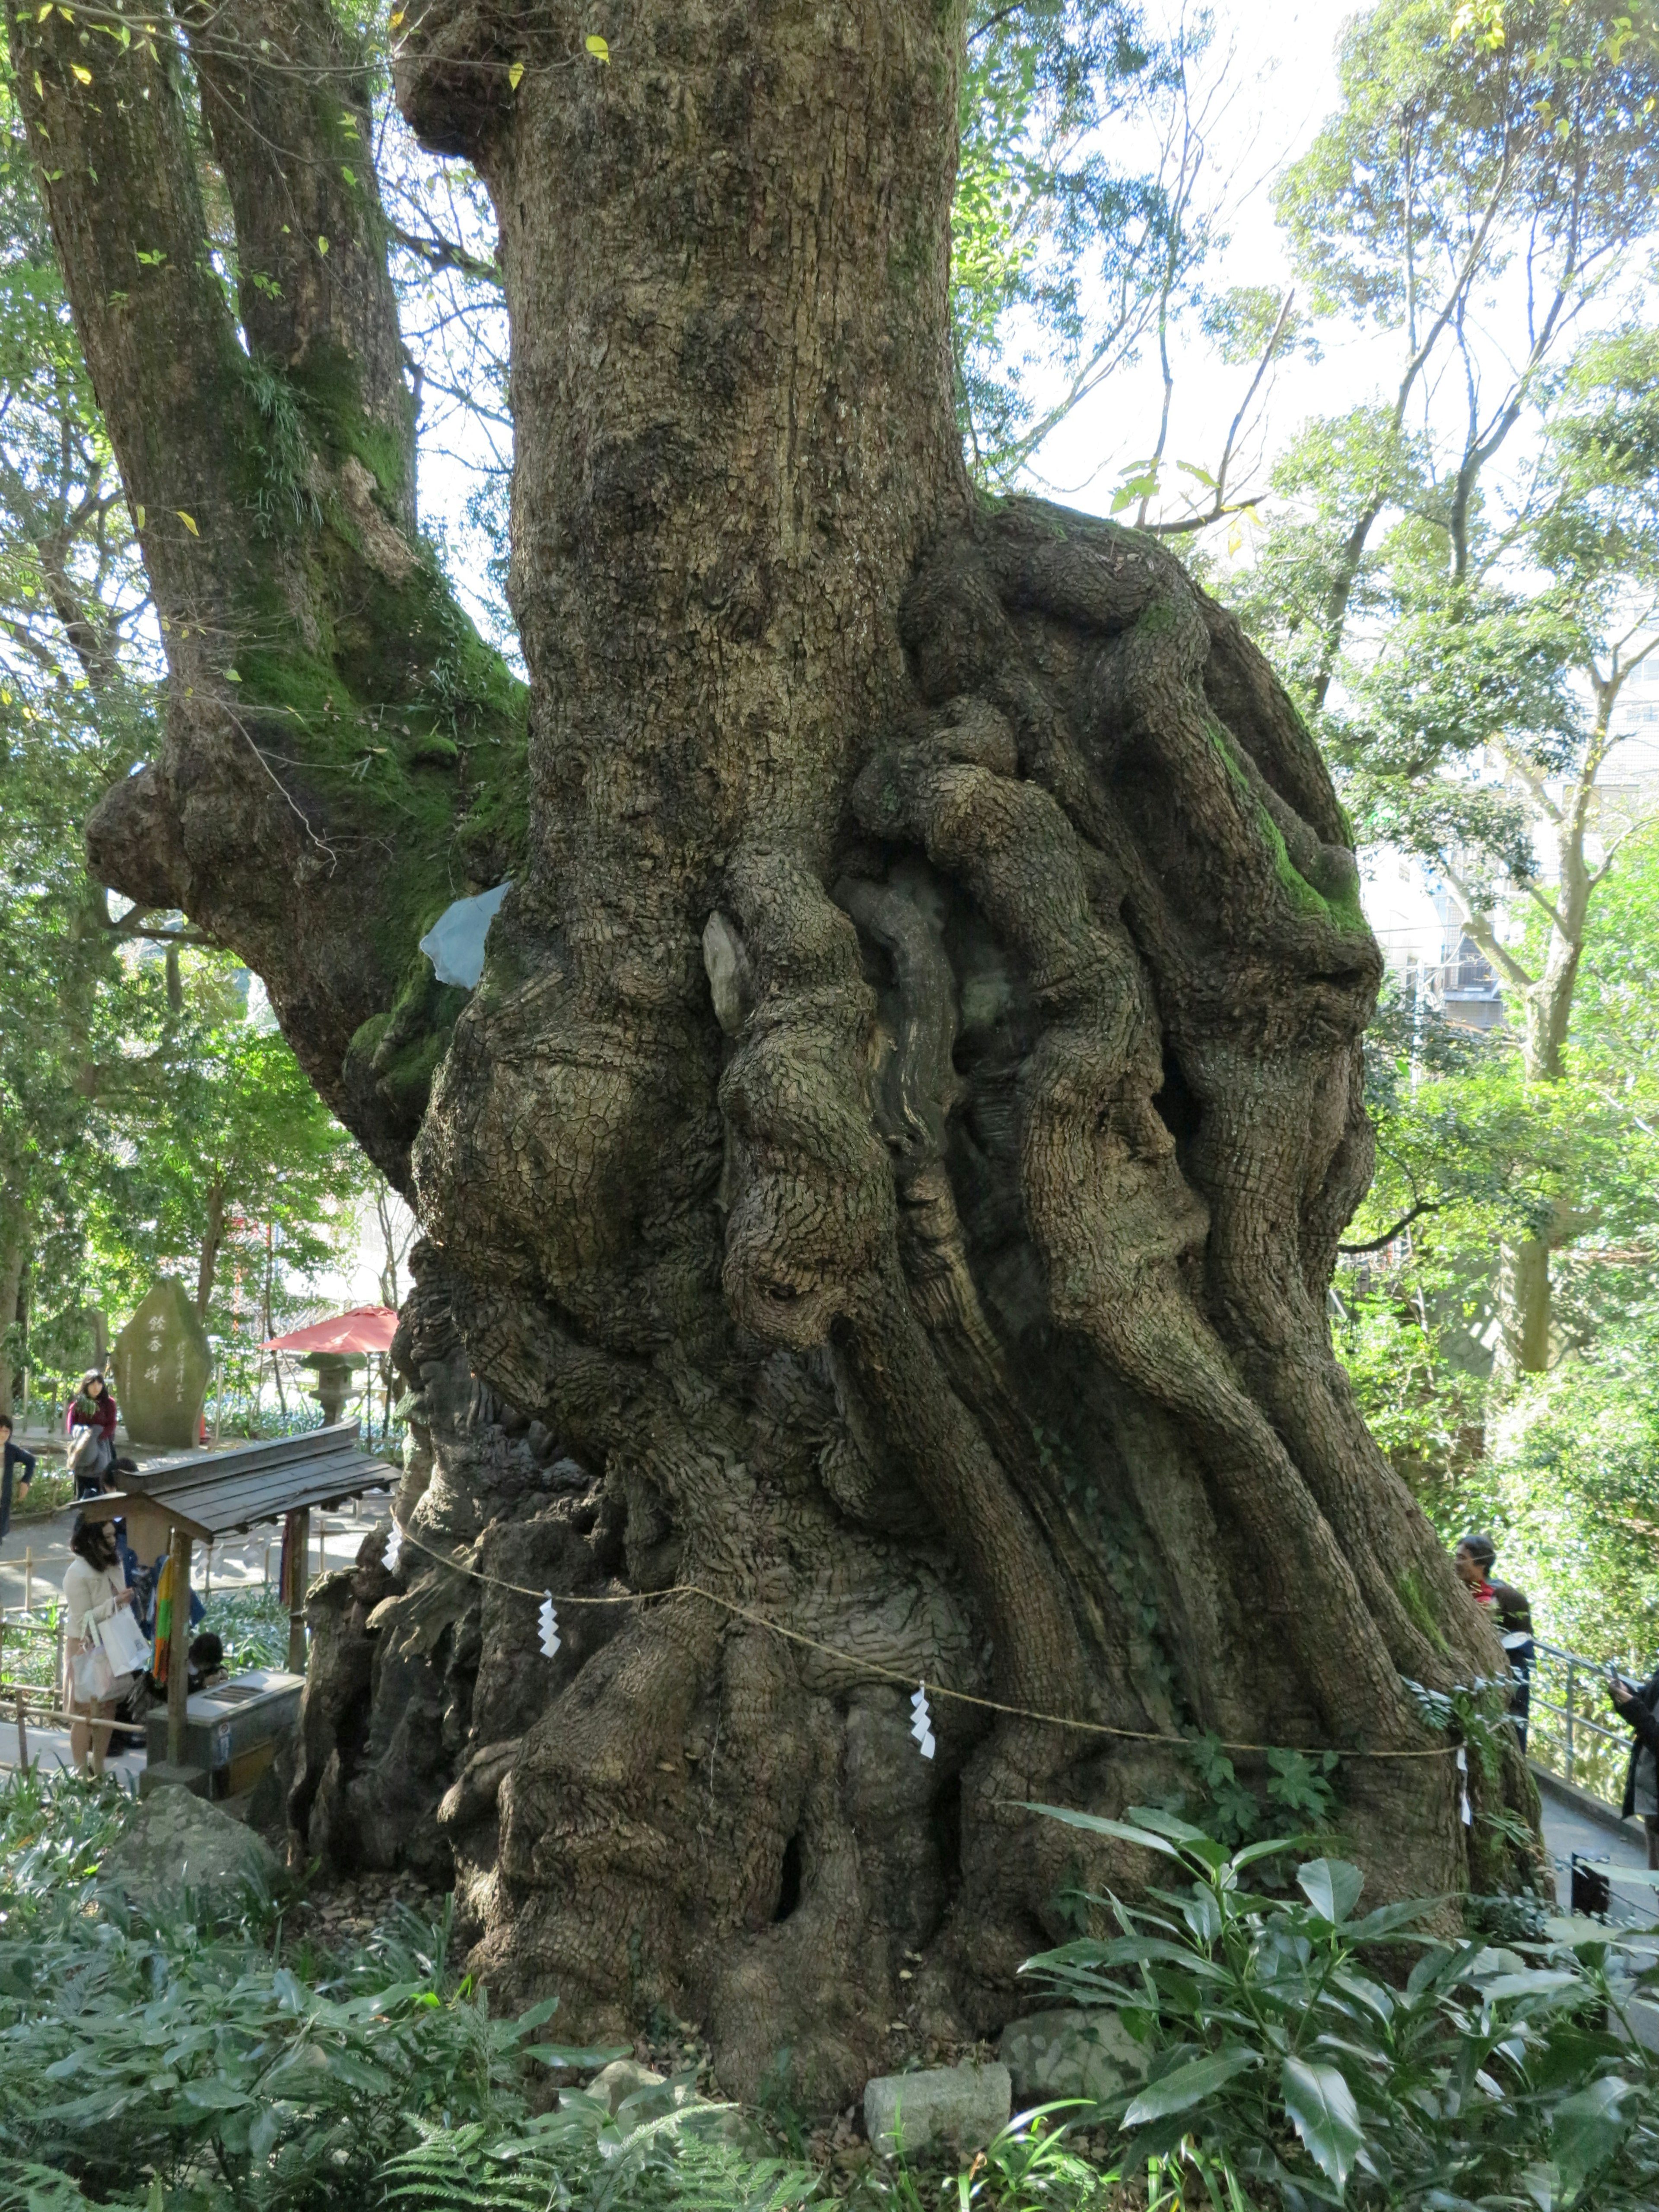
11, 0, 1542, 2114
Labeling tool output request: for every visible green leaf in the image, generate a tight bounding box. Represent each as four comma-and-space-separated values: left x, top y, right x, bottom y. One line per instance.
1477, 1969, 1582, 2001
1122, 2049, 1260, 2126
1551, 2075, 1634, 2190
1231, 1833, 1318, 1870
249, 2104, 286, 2161
1281, 2056, 1364, 2189
182, 2076, 253, 2110
1123, 1805, 1218, 1848
1020, 1804, 1185, 1859
585, 33, 609, 61
1297, 1858, 1365, 1924
1344, 1897, 1441, 1943
525, 2042, 633, 2068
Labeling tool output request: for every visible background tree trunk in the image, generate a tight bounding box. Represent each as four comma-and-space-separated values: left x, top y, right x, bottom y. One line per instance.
0, 1226, 23, 1421
196, 1183, 226, 1322
1475, 726, 1605, 1378
10, 0, 1539, 2109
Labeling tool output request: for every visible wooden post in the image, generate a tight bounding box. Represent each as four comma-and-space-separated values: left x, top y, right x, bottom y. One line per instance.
52, 1611, 64, 1708
285, 1507, 309, 1673
166, 1526, 192, 1771
263, 1541, 272, 1587
22, 1549, 32, 1615
14, 1686, 26, 1773
204, 1543, 213, 1597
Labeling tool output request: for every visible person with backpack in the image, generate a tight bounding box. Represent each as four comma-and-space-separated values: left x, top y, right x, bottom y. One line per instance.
66, 1372, 118, 1497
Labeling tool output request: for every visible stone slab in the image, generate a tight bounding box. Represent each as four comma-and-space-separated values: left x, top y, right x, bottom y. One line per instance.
585, 2059, 667, 2117
864, 2061, 1011, 2158
137, 1761, 210, 1800
999, 2005, 1147, 2109
104, 1780, 280, 1907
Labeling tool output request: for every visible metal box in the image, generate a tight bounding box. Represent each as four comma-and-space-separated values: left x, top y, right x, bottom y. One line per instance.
144, 1667, 304, 1797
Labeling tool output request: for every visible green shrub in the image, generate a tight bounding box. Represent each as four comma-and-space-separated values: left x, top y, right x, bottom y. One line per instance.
1023, 1801, 1659, 2208
197, 1585, 292, 1673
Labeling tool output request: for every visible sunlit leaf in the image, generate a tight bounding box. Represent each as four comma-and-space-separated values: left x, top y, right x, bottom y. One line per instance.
1123, 2049, 1259, 2126
1281, 2056, 1364, 2187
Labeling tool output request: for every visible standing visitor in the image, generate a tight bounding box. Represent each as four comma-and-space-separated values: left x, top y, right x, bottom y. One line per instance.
67, 1371, 118, 1497
1454, 1534, 1536, 1750
0, 1414, 34, 1540
1610, 1665, 1659, 1872
63, 1512, 137, 1777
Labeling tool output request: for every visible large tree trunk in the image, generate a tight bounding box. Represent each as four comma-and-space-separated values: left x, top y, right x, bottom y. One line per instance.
10, 0, 1538, 2110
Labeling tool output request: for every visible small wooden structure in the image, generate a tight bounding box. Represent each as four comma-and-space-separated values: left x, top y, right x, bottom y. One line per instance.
67, 1423, 396, 1778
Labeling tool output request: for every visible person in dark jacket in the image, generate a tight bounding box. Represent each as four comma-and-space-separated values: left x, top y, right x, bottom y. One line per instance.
1455, 1533, 1536, 1750
1610, 1668, 1659, 1869
0, 1415, 34, 1541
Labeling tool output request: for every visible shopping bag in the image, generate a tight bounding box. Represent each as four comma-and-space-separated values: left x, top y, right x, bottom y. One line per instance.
70, 1642, 117, 1703
97, 1603, 150, 1680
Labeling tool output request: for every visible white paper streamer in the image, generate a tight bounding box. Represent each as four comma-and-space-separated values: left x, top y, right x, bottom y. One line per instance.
910, 1683, 936, 1761
539, 1592, 561, 1658
1456, 1744, 1471, 1826
383, 1521, 403, 1573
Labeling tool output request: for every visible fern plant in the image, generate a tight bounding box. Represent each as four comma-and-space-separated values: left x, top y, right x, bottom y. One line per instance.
378, 2094, 817, 2212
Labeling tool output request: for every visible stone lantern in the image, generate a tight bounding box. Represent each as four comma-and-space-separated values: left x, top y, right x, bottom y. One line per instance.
299, 1351, 362, 1425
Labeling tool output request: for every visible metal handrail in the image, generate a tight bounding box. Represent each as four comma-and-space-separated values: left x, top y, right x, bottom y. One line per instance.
1529, 1636, 1641, 1798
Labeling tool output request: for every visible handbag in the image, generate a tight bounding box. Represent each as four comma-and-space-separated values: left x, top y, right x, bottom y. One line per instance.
69, 1642, 117, 1703
97, 1603, 150, 1682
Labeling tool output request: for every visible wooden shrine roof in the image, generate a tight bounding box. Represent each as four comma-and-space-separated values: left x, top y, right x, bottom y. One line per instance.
68, 1421, 396, 1541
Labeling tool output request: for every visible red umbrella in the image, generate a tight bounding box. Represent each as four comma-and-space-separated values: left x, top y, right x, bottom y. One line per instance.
261, 1305, 398, 1355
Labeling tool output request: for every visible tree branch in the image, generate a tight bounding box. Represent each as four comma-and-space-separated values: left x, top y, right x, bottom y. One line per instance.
1442, 864, 1535, 991
1338, 1199, 1441, 1255
388, 219, 500, 286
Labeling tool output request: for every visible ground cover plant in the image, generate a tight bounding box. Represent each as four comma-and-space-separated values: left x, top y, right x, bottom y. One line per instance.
0, 1779, 1657, 2208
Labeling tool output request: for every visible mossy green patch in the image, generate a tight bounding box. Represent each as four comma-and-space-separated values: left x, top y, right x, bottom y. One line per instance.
219, 340, 527, 1084
1205, 719, 1368, 934
1397, 1568, 1451, 1656
287, 340, 411, 504
344, 955, 473, 1128
1136, 597, 1181, 638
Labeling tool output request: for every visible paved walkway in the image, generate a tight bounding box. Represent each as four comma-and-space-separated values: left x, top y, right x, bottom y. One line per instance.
1536, 1768, 1657, 1922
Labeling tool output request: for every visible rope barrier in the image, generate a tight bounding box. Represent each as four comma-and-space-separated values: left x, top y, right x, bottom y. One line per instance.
389, 1524, 1457, 1764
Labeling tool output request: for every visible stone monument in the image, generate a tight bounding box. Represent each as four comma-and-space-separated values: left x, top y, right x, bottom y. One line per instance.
112, 1278, 213, 1448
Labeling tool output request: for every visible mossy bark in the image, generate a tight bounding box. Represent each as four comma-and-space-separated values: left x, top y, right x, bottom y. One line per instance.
11, 0, 1543, 2111
7, 0, 526, 1175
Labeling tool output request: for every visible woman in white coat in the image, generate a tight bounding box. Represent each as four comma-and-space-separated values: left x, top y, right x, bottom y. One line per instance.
64, 1513, 136, 1776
